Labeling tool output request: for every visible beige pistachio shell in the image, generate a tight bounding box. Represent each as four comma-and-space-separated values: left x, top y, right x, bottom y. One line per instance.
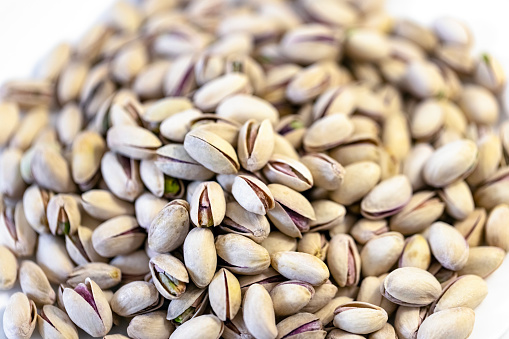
428, 222, 469, 271
184, 227, 217, 288
333, 302, 388, 335
221, 201, 271, 243
3, 292, 37, 339
390, 191, 444, 235
330, 161, 381, 206
243, 284, 278, 339
301, 153, 345, 191
190, 181, 226, 227
150, 254, 189, 300
314, 296, 353, 326
485, 204, 509, 251
416, 307, 475, 339
92, 215, 146, 258
271, 251, 330, 286
156, 144, 215, 181
270, 281, 315, 317
360, 175, 412, 220
149, 200, 190, 253
216, 234, 271, 275
209, 268, 241, 321
327, 234, 361, 287
275, 312, 325, 339
111, 281, 162, 317
301, 280, 338, 313
298, 232, 329, 260
263, 155, 314, 192
169, 314, 224, 339
454, 208, 486, 247
237, 119, 275, 172
37, 304, 79, 339
127, 311, 175, 339
361, 232, 405, 277
438, 180, 474, 221
261, 231, 298, 256
231, 175, 275, 215
457, 246, 505, 278
430, 275, 487, 313
0, 246, 17, 290
399, 234, 431, 270
81, 189, 134, 221
36, 234, 74, 284
19, 260, 56, 306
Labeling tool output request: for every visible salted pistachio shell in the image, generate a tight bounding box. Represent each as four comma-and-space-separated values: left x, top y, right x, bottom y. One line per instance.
361, 232, 405, 277
149, 200, 189, 253
453, 207, 486, 247
402, 143, 434, 191
190, 181, 226, 227
35, 233, 74, 284
46, 194, 80, 236
261, 231, 298, 256
423, 139, 478, 187
399, 234, 431, 270
216, 94, 279, 126
298, 232, 329, 260
380, 267, 441, 307
221, 201, 271, 243
267, 184, 316, 238
390, 191, 445, 235
134, 193, 168, 230
394, 306, 427, 339
184, 128, 240, 174
216, 234, 271, 275
37, 304, 79, 339
156, 144, 214, 181
428, 222, 469, 271
327, 234, 360, 288
304, 114, 354, 152
309, 200, 346, 232
263, 155, 313, 192
474, 53, 506, 93
276, 312, 325, 339
92, 215, 146, 258
107, 125, 162, 160
271, 251, 329, 286
19, 260, 56, 306
243, 284, 278, 339
330, 161, 381, 206
166, 285, 209, 325
10, 106, 50, 151
0, 148, 26, 199
111, 281, 163, 317
101, 151, 144, 202
170, 314, 224, 339
438, 180, 474, 221
361, 175, 412, 220
0, 246, 17, 290
133, 60, 171, 99
127, 311, 175, 339
485, 204, 509, 251
3, 292, 37, 339
0, 102, 20, 147
190, 114, 241, 146
63, 278, 113, 337
160, 108, 203, 143
209, 268, 241, 321
333, 302, 388, 335
457, 246, 505, 278
110, 250, 150, 283
350, 219, 388, 245
474, 167, 509, 210
416, 307, 474, 339
184, 227, 217, 288
270, 281, 315, 317
467, 133, 502, 186
71, 131, 105, 190
237, 119, 275, 172
402, 60, 445, 99
345, 29, 390, 62
356, 275, 396, 317
0, 201, 37, 257
301, 280, 338, 314
327, 329, 365, 339
459, 84, 499, 125
429, 275, 487, 314
286, 62, 331, 104
81, 189, 134, 221
301, 153, 345, 191
193, 73, 251, 112
142, 97, 193, 131
66, 263, 121, 290
150, 253, 189, 300
31, 146, 74, 193
231, 175, 274, 216
314, 296, 353, 326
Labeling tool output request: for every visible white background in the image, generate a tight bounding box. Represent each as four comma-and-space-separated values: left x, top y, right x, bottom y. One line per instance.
1, 0, 509, 338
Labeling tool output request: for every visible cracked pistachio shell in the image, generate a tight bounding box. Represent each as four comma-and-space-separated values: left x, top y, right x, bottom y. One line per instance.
0, 246, 17, 290
474, 53, 506, 93
314, 296, 353, 326
301, 280, 338, 313
423, 139, 478, 188
276, 312, 326, 339
71, 130, 105, 190
22, 184, 51, 234
394, 306, 427, 339
221, 201, 271, 243
356, 275, 396, 317
81, 189, 134, 221
467, 133, 502, 186
361, 232, 405, 277
170, 314, 224, 339
328, 134, 381, 167
190, 114, 241, 146
150, 254, 189, 300
430, 275, 487, 314
402, 143, 434, 190
243, 284, 278, 339
160, 108, 203, 143
333, 302, 388, 335
184, 128, 240, 174
135, 193, 168, 229
486, 204, 509, 251
101, 151, 144, 202
298, 232, 329, 260
304, 114, 354, 152
261, 231, 298, 256
193, 73, 251, 112
0, 101, 20, 147
1, 80, 53, 110
286, 62, 331, 104
231, 175, 275, 215
327, 234, 361, 287
399, 234, 431, 270
92, 215, 146, 258
0, 148, 26, 199
36, 234, 74, 284
454, 208, 486, 247
149, 200, 189, 253
263, 155, 313, 192
166, 284, 209, 324
361, 175, 412, 220
350, 219, 389, 245
190, 181, 226, 227
216, 94, 279, 126
3, 292, 37, 339
416, 307, 474, 339
31, 146, 74, 193
66, 263, 121, 290
428, 222, 469, 271
47, 194, 80, 236
330, 161, 381, 206
380, 267, 442, 307
267, 184, 316, 238
216, 234, 271, 275
0, 202, 37, 257
271, 281, 315, 317
142, 97, 193, 131
276, 114, 306, 149
184, 227, 217, 288
209, 268, 241, 321
63, 278, 112, 337
439, 180, 474, 221
457, 246, 505, 278
110, 250, 150, 283
111, 281, 163, 317
238, 119, 275, 172
222, 308, 255, 339
474, 167, 509, 210
194, 52, 225, 86
310, 200, 346, 232
19, 260, 55, 306
37, 304, 78, 339
107, 125, 162, 160
128, 311, 174, 339
345, 29, 390, 62
271, 251, 329, 286
390, 191, 445, 235
459, 84, 499, 125
326, 329, 365, 339
274, 133, 300, 160
301, 153, 345, 191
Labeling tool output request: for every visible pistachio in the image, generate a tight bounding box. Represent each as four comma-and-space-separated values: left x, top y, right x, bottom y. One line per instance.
216, 94, 279, 126
31, 146, 75, 193
92, 215, 146, 258
107, 125, 162, 160
327, 234, 360, 287
309, 200, 346, 232
467, 133, 502, 186
330, 161, 381, 206
276, 312, 326, 339
37, 304, 79, 339
0, 148, 26, 199
438, 180, 474, 221
356, 275, 397, 317
237, 119, 275, 172
350, 219, 388, 245
71, 130, 105, 190
399, 234, 431, 270
81, 189, 134, 221
474, 53, 506, 93
169, 314, 224, 339
333, 302, 388, 335
127, 311, 174, 339
261, 231, 298, 256
361, 175, 412, 220
66, 263, 121, 290
457, 246, 505, 278
271, 251, 330, 286
361, 232, 405, 277
0, 246, 17, 290
110, 250, 150, 283
142, 97, 193, 132
402, 143, 434, 190
150, 253, 189, 300
135, 193, 168, 229
243, 284, 278, 339
209, 268, 241, 321
304, 114, 354, 152
302, 280, 338, 313
220, 201, 271, 243
394, 306, 428, 339
101, 151, 144, 202
263, 155, 314, 192
231, 175, 275, 215
216, 234, 271, 275
298, 232, 329, 260
190, 181, 226, 227
0, 202, 37, 257
428, 222, 469, 271
111, 281, 163, 317
454, 208, 486, 247
166, 285, 209, 325
183, 227, 217, 288
36, 234, 74, 284
474, 167, 509, 210
301, 153, 345, 191
429, 275, 487, 313
19, 260, 56, 306
3, 292, 37, 339
416, 307, 474, 339
270, 281, 315, 317
47, 194, 80, 236
314, 296, 353, 326
485, 204, 509, 251
149, 200, 190, 253
193, 73, 251, 112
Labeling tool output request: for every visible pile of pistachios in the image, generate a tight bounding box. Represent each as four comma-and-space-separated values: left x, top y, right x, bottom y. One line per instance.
1, 0, 509, 338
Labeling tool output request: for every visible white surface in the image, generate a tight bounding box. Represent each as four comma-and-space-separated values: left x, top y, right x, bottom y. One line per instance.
1, 0, 509, 338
